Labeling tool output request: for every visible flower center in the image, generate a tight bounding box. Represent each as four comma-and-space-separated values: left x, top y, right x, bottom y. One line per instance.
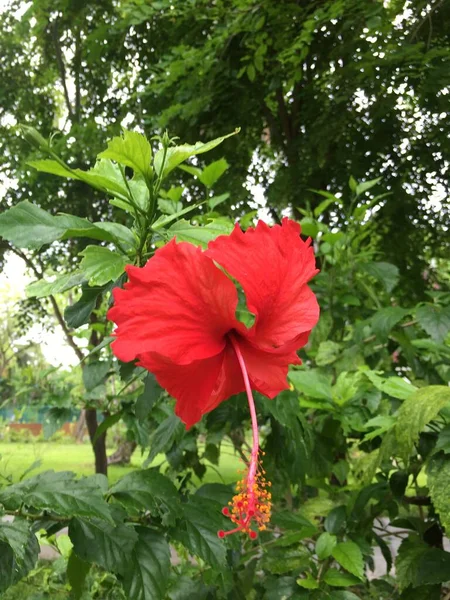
217, 334, 272, 539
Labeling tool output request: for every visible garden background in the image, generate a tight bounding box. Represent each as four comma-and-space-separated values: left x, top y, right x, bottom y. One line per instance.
0, 0, 449, 599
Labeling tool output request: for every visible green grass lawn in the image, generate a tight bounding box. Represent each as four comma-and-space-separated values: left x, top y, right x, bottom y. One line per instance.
0, 441, 241, 485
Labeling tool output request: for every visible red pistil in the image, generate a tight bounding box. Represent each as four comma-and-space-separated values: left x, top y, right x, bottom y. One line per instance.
217, 334, 272, 540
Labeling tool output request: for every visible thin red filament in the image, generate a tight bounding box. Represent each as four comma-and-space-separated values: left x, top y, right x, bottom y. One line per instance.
217, 334, 272, 539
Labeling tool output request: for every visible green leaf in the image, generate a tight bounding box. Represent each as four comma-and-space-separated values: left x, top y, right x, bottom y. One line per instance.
416, 304, 450, 343
415, 548, 450, 586
0, 528, 39, 594
109, 469, 180, 524
395, 386, 450, 461
434, 425, 450, 454
82, 361, 110, 391
136, 374, 163, 421
79, 246, 127, 286
349, 176, 358, 192
363, 370, 417, 400
152, 203, 204, 230
0, 519, 31, 565
396, 538, 429, 591
355, 176, 382, 197
371, 306, 410, 339
122, 527, 170, 600
42, 407, 73, 439
171, 498, 227, 569
359, 261, 399, 293
67, 551, 91, 600
69, 517, 138, 574
93, 412, 123, 444
158, 197, 183, 215
198, 158, 229, 188
26, 271, 85, 298
0, 471, 114, 523
154, 129, 239, 178
299, 217, 319, 238
328, 592, 361, 600
296, 574, 319, 589
315, 532, 337, 559
147, 414, 185, 463
323, 568, 361, 587
324, 506, 347, 535
331, 541, 365, 580
0, 200, 65, 249
247, 63, 256, 81
289, 369, 333, 401
208, 193, 230, 210
427, 454, 450, 534
65, 284, 103, 328
98, 129, 153, 180
314, 198, 337, 217
165, 218, 233, 247
315, 341, 341, 366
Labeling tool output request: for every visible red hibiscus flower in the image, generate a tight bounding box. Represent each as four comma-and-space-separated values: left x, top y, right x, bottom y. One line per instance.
107, 217, 320, 537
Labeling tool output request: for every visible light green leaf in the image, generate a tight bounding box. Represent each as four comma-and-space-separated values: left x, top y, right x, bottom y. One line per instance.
427, 454, 450, 534
79, 246, 127, 286
313, 198, 336, 217
158, 197, 183, 215
355, 176, 382, 197
416, 304, 450, 343
198, 158, 229, 188
332, 371, 360, 406
395, 386, 450, 461
323, 568, 361, 587
349, 175, 358, 192
331, 541, 365, 580
152, 203, 203, 230
296, 574, 319, 589
363, 370, 417, 400
26, 271, 85, 298
315, 532, 337, 560
154, 129, 239, 178
98, 129, 153, 180
315, 341, 341, 366
289, 369, 333, 401
122, 527, 170, 600
208, 192, 230, 210
165, 218, 233, 247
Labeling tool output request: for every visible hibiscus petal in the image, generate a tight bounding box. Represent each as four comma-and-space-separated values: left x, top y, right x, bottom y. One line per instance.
137, 350, 225, 428
237, 334, 304, 398
108, 239, 238, 365
206, 218, 320, 348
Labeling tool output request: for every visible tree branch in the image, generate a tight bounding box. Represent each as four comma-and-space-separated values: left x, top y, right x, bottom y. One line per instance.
50, 20, 75, 122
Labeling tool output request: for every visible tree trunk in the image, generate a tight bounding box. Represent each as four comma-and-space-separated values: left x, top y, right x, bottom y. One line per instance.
73, 409, 86, 442
107, 440, 137, 466
85, 408, 108, 476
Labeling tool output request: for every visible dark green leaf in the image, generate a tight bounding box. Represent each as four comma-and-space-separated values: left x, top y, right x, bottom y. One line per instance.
0, 471, 113, 523
324, 506, 347, 534
0, 528, 39, 594
0, 519, 31, 565
122, 527, 170, 600
416, 304, 450, 343
0, 200, 65, 249
109, 469, 180, 524
136, 373, 162, 421
148, 414, 184, 463
93, 412, 123, 444
67, 551, 91, 600
65, 285, 103, 328
427, 454, 450, 534
371, 306, 409, 339
69, 517, 138, 574
82, 361, 110, 391
359, 261, 399, 293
